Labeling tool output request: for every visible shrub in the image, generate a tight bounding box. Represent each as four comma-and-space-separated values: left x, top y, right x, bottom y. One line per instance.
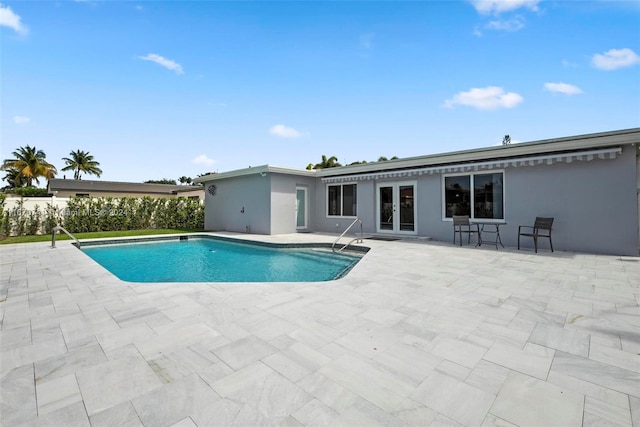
27, 205, 42, 235
1, 212, 10, 237
11, 187, 50, 197
0, 195, 204, 236
0, 194, 6, 237
43, 203, 63, 234
61, 196, 203, 234
9, 198, 27, 236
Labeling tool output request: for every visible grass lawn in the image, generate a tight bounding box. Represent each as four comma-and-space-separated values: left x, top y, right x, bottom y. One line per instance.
0, 229, 202, 245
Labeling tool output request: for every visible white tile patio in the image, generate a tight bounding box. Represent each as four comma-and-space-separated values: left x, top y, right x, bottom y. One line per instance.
1, 232, 639, 426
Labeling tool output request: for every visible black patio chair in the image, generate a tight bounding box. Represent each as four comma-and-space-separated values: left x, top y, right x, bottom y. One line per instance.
518, 217, 554, 253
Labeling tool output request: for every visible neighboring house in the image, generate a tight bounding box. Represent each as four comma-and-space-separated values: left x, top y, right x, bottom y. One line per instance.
194, 128, 640, 256
47, 179, 204, 200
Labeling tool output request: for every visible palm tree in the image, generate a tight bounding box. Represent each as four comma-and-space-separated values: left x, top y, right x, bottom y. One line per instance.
61, 150, 102, 180
1, 145, 57, 187
312, 155, 341, 169
178, 176, 192, 185
2, 167, 25, 189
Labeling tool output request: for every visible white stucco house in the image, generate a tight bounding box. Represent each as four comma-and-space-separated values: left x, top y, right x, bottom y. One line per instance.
194, 128, 640, 256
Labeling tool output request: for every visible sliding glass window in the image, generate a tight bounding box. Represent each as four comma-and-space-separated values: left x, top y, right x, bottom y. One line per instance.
443, 172, 504, 220
327, 183, 357, 217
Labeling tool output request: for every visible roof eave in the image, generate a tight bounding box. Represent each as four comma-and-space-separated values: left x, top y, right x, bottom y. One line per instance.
47, 178, 186, 194
193, 165, 317, 183
316, 127, 640, 178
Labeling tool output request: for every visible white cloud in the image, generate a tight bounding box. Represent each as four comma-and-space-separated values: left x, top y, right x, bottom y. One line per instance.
192, 154, 215, 166
591, 48, 640, 70
139, 53, 184, 74
269, 124, 303, 138
484, 16, 525, 32
443, 86, 524, 110
13, 116, 30, 125
0, 3, 28, 34
544, 82, 583, 95
471, 0, 540, 14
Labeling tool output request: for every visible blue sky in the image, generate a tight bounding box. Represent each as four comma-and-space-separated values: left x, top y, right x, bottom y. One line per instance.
2, 0, 639, 184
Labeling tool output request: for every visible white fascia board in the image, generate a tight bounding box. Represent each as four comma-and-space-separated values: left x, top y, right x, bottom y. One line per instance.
265, 166, 318, 177
193, 165, 316, 184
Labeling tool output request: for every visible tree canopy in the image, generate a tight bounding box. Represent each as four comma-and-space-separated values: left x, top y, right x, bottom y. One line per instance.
307, 155, 342, 170
377, 156, 399, 162
2, 167, 25, 189
1, 145, 57, 187
308, 154, 399, 169
145, 179, 177, 185
61, 149, 103, 180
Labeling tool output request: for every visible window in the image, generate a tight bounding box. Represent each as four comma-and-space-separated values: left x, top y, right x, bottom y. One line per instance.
444, 172, 504, 220
473, 173, 504, 219
327, 183, 357, 217
444, 175, 471, 217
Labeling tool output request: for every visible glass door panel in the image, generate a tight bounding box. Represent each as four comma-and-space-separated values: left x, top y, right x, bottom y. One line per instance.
379, 186, 394, 230
399, 185, 415, 231
377, 182, 416, 234
296, 188, 307, 229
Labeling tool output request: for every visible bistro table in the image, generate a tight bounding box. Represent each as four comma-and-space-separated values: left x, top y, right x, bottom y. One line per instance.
474, 222, 505, 249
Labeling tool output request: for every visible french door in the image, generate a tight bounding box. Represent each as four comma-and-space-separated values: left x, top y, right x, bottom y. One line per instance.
376, 182, 416, 234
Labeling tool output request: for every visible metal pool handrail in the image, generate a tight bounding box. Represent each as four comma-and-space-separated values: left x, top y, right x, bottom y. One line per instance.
332, 218, 363, 253
51, 225, 80, 248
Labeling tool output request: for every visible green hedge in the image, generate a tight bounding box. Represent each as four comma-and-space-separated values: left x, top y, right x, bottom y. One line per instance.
0, 196, 204, 237
0, 198, 47, 237
9, 187, 51, 197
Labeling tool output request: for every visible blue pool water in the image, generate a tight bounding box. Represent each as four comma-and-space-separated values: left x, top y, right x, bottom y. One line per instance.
81, 237, 362, 282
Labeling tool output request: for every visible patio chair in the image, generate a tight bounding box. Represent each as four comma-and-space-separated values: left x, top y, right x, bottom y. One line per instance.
518, 217, 554, 253
452, 215, 479, 246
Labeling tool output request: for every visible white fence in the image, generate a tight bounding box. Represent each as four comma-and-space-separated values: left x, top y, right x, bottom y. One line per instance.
2, 195, 205, 237
3, 196, 71, 212
1, 196, 70, 236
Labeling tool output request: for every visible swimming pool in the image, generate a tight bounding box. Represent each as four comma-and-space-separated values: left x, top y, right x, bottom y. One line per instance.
80, 236, 364, 283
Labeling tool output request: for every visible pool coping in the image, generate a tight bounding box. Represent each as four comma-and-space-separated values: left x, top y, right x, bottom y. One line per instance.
76, 233, 371, 254
76, 233, 370, 283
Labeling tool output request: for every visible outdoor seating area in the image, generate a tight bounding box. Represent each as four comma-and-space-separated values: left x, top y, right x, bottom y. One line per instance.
1, 233, 638, 426
451, 216, 553, 252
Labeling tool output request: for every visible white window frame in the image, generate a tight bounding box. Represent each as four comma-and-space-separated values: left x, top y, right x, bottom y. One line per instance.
442, 170, 505, 222
296, 186, 308, 229
326, 182, 357, 218
375, 181, 418, 235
